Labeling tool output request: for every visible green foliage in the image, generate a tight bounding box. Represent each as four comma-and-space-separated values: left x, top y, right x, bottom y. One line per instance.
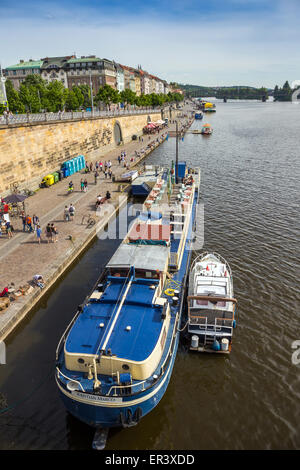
120, 89, 136, 106
273, 81, 292, 101
180, 83, 271, 100
95, 84, 120, 106
77, 84, 92, 108
4, 80, 25, 113
4, 78, 183, 114
45, 81, 68, 112
215, 87, 268, 100
65, 89, 80, 111
19, 83, 41, 113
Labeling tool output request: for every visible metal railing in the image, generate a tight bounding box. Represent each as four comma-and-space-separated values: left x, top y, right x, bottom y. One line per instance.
188, 314, 234, 335
56, 367, 85, 392
0, 107, 161, 126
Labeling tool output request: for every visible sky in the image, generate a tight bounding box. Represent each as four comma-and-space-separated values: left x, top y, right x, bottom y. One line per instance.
1, 0, 300, 88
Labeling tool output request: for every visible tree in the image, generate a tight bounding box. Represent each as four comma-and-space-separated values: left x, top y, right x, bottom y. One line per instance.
120, 89, 136, 107
95, 85, 120, 108
3, 80, 25, 113
65, 89, 80, 111
78, 84, 92, 108
72, 86, 84, 109
19, 83, 41, 113
45, 81, 68, 112
274, 81, 292, 101
20, 75, 48, 111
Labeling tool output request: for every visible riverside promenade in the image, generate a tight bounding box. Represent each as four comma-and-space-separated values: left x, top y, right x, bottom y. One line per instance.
0, 113, 194, 340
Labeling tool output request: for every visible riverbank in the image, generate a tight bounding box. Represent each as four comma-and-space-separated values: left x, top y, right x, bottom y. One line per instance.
0, 112, 193, 341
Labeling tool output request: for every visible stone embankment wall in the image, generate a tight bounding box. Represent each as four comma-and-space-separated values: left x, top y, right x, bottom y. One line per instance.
0, 112, 161, 194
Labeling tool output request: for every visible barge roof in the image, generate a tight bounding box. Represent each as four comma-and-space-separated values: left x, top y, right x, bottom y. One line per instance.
65, 278, 164, 361
107, 244, 169, 272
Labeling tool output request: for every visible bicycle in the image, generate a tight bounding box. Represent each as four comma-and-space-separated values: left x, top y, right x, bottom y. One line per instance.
81, 213, 96, 228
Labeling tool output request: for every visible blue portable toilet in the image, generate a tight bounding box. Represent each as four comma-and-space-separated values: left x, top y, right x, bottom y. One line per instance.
73, 157, 79, 173
77, 155, 85, 171
74, 156, 80, 172
68, 160, 75, 176
62, 166, 70, 178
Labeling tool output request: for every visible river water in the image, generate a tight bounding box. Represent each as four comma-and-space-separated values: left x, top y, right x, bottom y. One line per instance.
0, 101, 299, 450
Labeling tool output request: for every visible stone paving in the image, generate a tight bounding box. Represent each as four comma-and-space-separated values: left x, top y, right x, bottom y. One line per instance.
0, 110, 193, 337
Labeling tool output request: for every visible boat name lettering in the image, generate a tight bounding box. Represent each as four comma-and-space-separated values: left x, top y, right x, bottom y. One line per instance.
72, 391, 123, 403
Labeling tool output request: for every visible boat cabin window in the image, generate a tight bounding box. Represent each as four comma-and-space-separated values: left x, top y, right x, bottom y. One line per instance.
194, 299, 226, 307
135, 269, 160, 279
109, 268, 130, 278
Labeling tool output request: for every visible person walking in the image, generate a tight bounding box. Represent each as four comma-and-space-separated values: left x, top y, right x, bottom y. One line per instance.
33, 214, 39, 232
36, 225, 42, 244
45, 223, 52, 243
94, 170, 99, 185
84, 179, 88, 192
26, 215, 33, 232
69, 204, 75, 220
6, 220, 12, 239
118, 155, 121, 165
80, 179, 85, 192
51, 223, 58, 243
21, 214, 27, 232
64, 205, 70, 221
104, 168, 108, 179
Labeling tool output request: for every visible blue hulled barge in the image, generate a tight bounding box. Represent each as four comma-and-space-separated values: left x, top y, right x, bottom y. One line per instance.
55, 162, 200, 437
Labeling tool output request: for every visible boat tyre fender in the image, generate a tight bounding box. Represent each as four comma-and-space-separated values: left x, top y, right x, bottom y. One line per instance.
165, 288, 175, 296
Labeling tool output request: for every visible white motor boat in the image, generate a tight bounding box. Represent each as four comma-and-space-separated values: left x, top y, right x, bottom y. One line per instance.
187, 252, 237, 353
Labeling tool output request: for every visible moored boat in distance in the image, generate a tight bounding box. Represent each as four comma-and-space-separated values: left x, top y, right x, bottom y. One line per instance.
201, 124, 213, 135
55, 161, 200, 446
195, 112, 203, 120
187, 252, 237, 353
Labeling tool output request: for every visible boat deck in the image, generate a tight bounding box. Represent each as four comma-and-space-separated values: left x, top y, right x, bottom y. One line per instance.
65, 277, 164, 362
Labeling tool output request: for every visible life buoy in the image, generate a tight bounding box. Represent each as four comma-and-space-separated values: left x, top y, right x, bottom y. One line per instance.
165, 288, 175, 296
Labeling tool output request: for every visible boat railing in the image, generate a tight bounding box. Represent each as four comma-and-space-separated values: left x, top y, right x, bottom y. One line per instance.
55, 310, 81, 361
107, 378, 148, 396
189, 313, 234, 335
190, 252, 233, 279
56, 366, 85, 392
